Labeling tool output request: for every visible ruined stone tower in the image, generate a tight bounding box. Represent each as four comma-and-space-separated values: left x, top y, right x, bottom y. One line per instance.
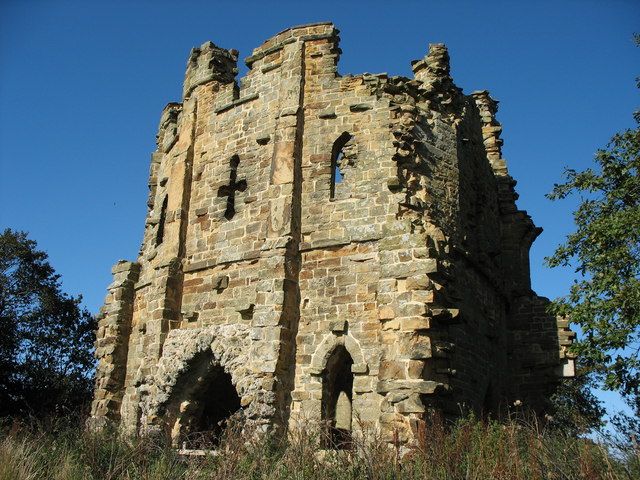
90, 23, 574, 447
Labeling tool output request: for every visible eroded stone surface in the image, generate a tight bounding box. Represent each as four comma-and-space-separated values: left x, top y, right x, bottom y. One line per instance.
89, 23, 574, 446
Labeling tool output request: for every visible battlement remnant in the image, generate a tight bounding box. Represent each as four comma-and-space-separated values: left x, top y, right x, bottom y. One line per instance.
89, 23, 574, 448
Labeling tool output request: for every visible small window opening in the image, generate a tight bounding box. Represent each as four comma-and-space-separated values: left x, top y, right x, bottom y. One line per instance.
155, 195, 168, 246
330, 133, 353, 199
321, 345, 354, 449
217, 155, 247, 220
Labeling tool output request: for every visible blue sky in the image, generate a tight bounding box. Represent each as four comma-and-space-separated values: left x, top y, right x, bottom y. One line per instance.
1, 0, 638, 414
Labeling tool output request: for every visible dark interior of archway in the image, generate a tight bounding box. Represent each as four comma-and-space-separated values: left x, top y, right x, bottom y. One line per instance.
197, 366, 241, 436
177, 360, 241, 449
482, 382, 495, 420
321, 345, 354, 449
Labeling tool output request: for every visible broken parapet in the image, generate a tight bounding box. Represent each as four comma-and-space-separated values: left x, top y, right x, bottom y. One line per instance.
183, 41, 238, 99
412, 43, 463, 113
471, 90, 508, 176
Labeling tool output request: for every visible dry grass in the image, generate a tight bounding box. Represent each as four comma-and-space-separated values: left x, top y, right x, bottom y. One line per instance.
1, 414, 638, 480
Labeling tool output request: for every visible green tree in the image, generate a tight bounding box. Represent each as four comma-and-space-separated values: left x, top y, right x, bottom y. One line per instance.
0, 229, 96, 418
548, 358, 605, 435
546, 41, 640, 434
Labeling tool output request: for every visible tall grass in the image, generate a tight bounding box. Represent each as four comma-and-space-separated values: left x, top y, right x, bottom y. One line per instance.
1, 414, 638, 480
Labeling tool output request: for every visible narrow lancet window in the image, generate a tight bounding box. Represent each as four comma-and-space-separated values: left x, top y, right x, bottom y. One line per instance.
330, 132, 353, 199
482, 382, 496, 419
218, 155, 247, 220
321, 345, 354, 449
155, 195, 168, 246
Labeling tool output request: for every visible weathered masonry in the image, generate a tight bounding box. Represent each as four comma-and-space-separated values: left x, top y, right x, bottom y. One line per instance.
89, 23, 575, 447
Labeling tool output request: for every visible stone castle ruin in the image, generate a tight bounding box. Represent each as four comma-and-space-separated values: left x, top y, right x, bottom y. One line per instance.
90, 23, 575, 447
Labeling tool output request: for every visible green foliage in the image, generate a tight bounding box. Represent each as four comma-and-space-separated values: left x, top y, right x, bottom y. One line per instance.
0, 229, 96, 418
546, 37, 640, 433
546, 122, 640, 396
548, 359, 605, 436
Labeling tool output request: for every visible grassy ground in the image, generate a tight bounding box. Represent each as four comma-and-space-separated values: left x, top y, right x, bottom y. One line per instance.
1, 415, 638, 480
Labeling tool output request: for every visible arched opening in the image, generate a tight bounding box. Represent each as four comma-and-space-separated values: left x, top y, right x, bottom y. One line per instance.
330, 132, 353, 199
155, 195, 168, 246
321, 345, 354, 449
481, 382, 495, 420
168, 353, 241, 449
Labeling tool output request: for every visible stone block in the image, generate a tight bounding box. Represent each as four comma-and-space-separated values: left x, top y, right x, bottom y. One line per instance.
378, 306, 395, 320
329, 320, 347, 332
351, 363, 368, 374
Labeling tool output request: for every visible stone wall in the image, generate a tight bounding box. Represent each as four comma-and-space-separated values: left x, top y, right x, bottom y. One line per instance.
89, 22, 574, 447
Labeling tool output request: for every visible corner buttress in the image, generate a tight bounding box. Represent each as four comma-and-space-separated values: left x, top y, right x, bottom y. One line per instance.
88, 260, 140, 429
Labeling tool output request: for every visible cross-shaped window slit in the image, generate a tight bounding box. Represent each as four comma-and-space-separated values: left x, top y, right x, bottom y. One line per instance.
217, 155, 247, 220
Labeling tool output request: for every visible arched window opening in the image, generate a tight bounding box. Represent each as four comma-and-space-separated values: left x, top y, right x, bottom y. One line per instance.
169, 354, 242, 449
321, 345, 354, 449
330, 132, 353, 200
155, 195, 168, 246
217, 155, 247, 220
